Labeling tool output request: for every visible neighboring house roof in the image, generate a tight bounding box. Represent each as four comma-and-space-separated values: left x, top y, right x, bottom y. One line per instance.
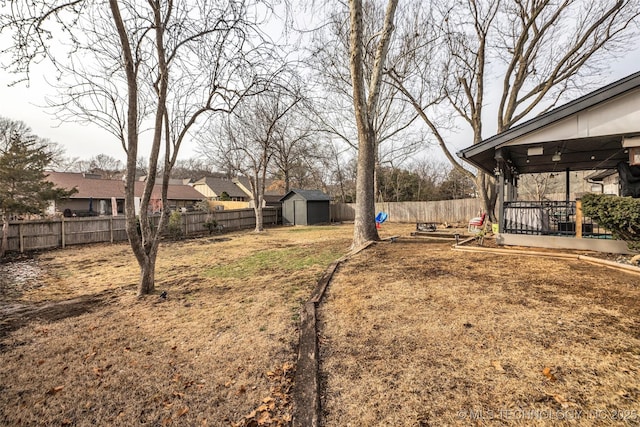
280, 189, 332, 202
233, 177, 285, 198
457, 71, 640, 175
46, 171, 203, 201
193, 176, 247, 199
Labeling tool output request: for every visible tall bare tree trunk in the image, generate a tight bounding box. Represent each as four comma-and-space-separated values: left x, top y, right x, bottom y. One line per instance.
254, 196, 264, 232
138, 253, 157, 295
349, 0, 398, 248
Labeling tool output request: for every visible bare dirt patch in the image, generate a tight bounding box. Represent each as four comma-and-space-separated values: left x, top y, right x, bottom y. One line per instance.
318, 237, 640, 426
0, 225, 353, 426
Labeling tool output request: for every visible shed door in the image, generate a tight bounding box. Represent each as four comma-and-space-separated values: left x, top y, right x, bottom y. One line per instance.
294, 200, 306, 225
282, 201, 294, 225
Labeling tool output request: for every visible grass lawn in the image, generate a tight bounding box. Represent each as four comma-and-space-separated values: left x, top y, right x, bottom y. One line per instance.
319, 238, 640, 426
0, 225, 355, 426
1, 222, 639, 426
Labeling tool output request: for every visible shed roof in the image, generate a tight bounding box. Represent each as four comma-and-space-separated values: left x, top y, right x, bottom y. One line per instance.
457, 71, 640, 175
280, 189, 331, 202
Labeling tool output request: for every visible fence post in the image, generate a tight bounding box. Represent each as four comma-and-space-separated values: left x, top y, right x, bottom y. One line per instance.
184, 212, 188, 236
19, 222, 24, 253
61, 217, 66, 249
110, 217, 114, 243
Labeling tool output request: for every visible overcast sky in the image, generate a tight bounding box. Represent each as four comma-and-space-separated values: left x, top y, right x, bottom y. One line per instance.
1, 35, 639, 165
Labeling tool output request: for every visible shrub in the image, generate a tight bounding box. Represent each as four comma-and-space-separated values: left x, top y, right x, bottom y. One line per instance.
581, 193, 640, 251
167, 211, 184, 239
203, 218, 219, 235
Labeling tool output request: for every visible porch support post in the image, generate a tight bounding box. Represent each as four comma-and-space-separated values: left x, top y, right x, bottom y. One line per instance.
575, 199, 583, 239
497, 171, 505, 232
495, 149, 506, 233
565, 168, 570, 202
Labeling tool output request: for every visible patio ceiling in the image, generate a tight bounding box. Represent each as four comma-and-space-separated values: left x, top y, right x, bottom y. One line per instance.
483, 134, 632, 175
458, 71, 640, 176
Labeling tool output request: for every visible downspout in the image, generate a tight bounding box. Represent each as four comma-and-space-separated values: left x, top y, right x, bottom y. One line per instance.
587, 178, 604, 193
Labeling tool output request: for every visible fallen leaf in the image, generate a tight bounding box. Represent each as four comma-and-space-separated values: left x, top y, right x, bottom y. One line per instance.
553, 394, 569, 408
236, 385, 246, 395
282, 362, 294, 374
542, 367, 557, 381
46, 386, 64, 395
492, 360, 505, 373
257, 411, 272, 425
177, 407, 189, 417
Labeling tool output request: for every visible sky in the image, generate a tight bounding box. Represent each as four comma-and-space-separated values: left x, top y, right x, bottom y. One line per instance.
1, 15, 639, 166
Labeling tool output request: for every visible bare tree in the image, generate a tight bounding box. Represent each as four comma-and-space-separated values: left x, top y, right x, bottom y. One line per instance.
170, 158, 221, 180
348, 0, 398, 247
268, 97, 319, 193
308, 1, 424, 187
325, 138, 357, 203
200, 83, 302, 231
387, 0, 640, 220
86, 154, 124, 179
1, 0, 278, 295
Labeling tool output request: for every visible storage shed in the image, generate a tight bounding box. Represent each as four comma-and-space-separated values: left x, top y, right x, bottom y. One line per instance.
280, 189, 331, 225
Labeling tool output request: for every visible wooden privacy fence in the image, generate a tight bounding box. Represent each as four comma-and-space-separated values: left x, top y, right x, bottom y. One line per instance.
331, 198, 483, 223
4, 208, 279, 254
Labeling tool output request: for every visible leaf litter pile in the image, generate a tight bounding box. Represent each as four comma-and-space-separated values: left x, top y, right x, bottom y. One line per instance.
319, 237, 640, 426
0, 225, 351, 426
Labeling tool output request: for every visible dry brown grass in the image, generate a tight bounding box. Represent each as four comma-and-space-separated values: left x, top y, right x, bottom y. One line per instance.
319, 236, 640, 426
3, 222, 639, 426
0, 225, 354, 426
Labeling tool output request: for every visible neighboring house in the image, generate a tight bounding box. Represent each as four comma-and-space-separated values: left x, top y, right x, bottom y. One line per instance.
45, 171, 204, 216
192, 176, 286, 209
280, 189, 331, 226
192, 176, 249, 202
233, 177, 286, 208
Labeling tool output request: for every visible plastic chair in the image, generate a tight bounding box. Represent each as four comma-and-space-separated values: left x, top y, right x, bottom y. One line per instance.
468, 212, 487, 233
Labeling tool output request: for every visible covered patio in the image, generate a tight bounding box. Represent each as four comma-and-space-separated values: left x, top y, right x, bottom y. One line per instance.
458, 71, 640, 254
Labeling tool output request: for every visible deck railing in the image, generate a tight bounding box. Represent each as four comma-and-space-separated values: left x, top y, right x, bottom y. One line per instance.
503, 200, 611, 238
